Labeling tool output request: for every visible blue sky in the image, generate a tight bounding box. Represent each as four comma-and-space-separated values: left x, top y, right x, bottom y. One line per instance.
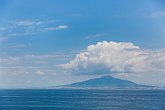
0, 0, 165, 88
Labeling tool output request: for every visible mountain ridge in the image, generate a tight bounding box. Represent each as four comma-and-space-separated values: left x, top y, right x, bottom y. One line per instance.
59, 75, 154, 89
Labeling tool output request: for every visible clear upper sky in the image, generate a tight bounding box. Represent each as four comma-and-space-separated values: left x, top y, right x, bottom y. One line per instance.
0, 0, 165, 88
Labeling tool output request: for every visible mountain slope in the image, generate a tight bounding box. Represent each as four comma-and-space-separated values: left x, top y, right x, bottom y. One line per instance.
62, 76, 151, 88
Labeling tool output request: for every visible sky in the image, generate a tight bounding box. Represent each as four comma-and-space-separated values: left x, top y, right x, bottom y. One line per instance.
0, 0, 165, 88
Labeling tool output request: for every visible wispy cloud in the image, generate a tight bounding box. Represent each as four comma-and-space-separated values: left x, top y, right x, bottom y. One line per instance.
0, 37, 7, 42
0, 19, 69, 42
85, 33, 105, 39
0, 49, 79, 76
44, 25, 68, 31
9, 20, 42, 27
35, 70, 45, 75
0, 27, 7, 31
151, 10, 165, 18
10, 44, 29, 49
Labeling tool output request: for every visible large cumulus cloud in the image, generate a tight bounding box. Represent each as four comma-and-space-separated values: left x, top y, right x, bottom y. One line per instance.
61, 41, 165, 75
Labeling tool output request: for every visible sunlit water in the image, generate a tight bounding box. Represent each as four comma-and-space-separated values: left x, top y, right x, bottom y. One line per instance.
0, 89, 164, 110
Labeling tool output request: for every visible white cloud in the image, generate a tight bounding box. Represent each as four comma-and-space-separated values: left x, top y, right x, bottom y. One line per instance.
44, 25, 68, 31
61, 41, 165, 75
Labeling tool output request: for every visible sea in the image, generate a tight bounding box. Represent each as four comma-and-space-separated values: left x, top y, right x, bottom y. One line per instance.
0, 89, 164, 110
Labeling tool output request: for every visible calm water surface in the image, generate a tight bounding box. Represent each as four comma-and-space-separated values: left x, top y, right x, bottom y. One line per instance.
0, 89, 164, 110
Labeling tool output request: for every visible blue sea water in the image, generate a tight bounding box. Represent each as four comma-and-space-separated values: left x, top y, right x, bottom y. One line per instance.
0, 89, 164, 110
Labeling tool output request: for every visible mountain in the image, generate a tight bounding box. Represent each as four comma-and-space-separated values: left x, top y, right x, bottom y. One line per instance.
60, 76, 153, 89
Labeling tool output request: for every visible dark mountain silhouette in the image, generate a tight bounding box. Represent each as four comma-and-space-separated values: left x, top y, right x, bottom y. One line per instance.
61, 76, 153, 89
